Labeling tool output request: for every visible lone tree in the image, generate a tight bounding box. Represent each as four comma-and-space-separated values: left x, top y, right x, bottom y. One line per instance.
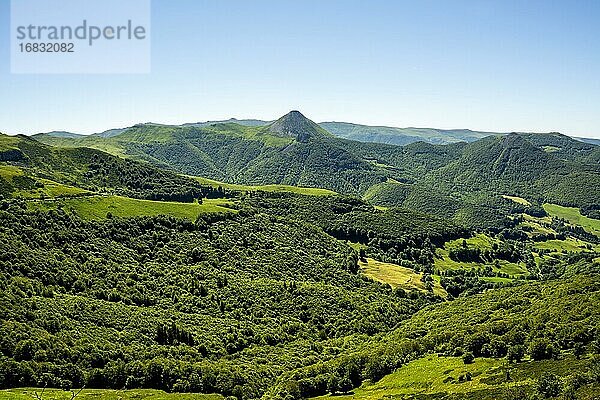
462, 351, 475, 364
507, 345, 525, 363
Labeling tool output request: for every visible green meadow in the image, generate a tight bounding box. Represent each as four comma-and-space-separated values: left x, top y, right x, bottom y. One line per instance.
359, 258, 447, 297
16, 179, 91, 199
0, 165, 23, 180
192, 176, 336, 196
502, 194, 531, 206
534, 237, 598, 253
311, 354, 596, 400
434, 234, 528, 277
544, 203, 600, 236
28, 195, 235, 220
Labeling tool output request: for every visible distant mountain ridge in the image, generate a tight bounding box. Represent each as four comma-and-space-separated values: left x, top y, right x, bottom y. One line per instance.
319, 122, 497, 145
32, 112, 450, 194
32, 117, 598, 147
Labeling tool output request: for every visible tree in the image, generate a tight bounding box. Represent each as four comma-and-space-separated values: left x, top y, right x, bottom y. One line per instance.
490, 338, 507, 358
529, 338, 555, 361
462, 351, 475, 364
338, 374, 353, 394
574, 342, 586, 360
507, 345, 525, 363
327, 373, 340, 395
359, 248, 367, 261
536, 373, 562, 398
590, 356, 600, 383
503, 385, 527, 400
13, 340, 37, 361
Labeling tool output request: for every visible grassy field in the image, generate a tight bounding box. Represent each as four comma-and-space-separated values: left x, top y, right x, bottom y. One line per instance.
360, 258, 447, 297
0, 166, 92, 199
192, 176, 336, 196
435, 234, 528, 277
332, 355, 504, 399
311, 354, 597, 400
28, 196, 235, 220
0, 389, 222, 400
534, 238, 597, 253
0, 165, 23, 180
517, 212, 556, 239
520, 219, 556, 238
544, 203, 600, 237
502, 195, 531, 206
444, 233, 496, 252
435, 250, 527, 277
15, 179, 91, 199
31, 136, 133, 158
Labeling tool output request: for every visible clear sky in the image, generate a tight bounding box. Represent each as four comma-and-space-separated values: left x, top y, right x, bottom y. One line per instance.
1, 0, 599, 138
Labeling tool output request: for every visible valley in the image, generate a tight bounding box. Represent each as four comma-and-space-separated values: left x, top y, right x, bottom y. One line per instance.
0, 112, 599, 400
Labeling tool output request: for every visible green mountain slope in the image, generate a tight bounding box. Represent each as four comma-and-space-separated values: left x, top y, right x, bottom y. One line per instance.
0, 133, 215, 202
0, 201, 435, 398
520, 132, 600, 164
270, 273, 600, 399
31, 112, 464, 195
392, 134, 600, 227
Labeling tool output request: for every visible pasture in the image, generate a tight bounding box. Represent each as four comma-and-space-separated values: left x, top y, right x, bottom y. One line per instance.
28, 195, 235, 220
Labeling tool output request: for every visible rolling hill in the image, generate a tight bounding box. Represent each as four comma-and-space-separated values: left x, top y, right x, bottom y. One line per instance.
0, 133, 220, 202
33, 112, 467, 195
34, 112, 394, 194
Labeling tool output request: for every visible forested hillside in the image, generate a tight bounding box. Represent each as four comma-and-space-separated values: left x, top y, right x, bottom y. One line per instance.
399, 134, 600, 227
268, 274, 600, 399
0, 203, 434, 398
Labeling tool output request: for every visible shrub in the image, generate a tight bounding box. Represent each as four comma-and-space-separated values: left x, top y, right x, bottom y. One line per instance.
536, 373, 562, 398
462, 351, 475, 364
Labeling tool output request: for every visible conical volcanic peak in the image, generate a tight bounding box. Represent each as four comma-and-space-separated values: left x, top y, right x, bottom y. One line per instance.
267, 111, 329, 143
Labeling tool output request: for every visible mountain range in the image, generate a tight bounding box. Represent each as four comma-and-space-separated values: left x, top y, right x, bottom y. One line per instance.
37, 113, 599, 146
30, 110, 600, 229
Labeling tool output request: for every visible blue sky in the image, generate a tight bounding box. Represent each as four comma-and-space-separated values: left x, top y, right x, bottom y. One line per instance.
1, 0, 599, 138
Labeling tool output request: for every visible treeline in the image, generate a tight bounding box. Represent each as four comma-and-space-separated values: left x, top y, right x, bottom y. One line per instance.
84, 154, 234, 202
439, 269, 517, 298
448, 240, 524, 263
